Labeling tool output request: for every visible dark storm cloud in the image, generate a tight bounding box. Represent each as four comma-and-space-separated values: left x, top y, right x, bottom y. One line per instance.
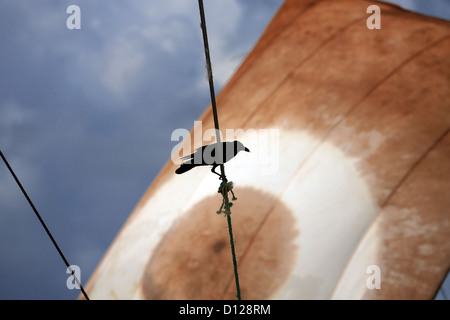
0, 0, 283, 299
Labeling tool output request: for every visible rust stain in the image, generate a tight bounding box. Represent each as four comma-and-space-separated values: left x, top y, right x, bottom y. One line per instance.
140, 187, 299, 300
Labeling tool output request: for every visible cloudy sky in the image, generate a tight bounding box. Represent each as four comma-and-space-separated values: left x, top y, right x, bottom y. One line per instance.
0, 0, 449, 300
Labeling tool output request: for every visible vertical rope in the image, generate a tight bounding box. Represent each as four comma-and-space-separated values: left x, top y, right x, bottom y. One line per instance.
197, 0, 242, 300
226, 213, 241, 300
0, 149, 90, 300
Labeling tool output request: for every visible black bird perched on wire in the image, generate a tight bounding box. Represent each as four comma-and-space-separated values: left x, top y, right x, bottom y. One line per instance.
175, 140, 250, 178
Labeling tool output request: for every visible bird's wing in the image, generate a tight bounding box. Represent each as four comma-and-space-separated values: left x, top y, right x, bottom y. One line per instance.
180, 145, 208, 161
180, 153, 194, 161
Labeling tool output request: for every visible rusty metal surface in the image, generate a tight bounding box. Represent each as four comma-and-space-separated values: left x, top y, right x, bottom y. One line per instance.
84, 0, 450, 299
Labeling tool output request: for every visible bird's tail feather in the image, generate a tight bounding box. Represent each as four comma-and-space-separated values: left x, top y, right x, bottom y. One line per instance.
175, 163, 195, 174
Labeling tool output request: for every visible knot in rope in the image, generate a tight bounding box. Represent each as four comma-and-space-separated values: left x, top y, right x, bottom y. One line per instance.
216, 179, 237, 215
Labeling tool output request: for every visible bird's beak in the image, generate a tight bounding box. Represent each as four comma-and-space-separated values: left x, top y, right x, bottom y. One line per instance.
244, 147, 250, 152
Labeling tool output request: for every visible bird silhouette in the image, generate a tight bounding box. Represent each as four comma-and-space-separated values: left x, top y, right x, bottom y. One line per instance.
175, 140, 250, 178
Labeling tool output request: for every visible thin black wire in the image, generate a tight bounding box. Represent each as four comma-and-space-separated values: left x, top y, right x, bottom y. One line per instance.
0, 149, 90, 300
198, 0, 241, 300
197, 0, 224, 179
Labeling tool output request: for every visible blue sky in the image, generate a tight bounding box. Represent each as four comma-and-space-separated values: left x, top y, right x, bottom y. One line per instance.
0, 0, 449, 299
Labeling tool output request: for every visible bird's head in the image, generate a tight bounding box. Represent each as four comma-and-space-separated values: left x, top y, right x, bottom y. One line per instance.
234, 140, 250, 153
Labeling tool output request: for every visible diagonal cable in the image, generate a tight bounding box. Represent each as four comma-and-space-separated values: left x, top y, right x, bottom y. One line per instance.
0, 149, 90, 300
